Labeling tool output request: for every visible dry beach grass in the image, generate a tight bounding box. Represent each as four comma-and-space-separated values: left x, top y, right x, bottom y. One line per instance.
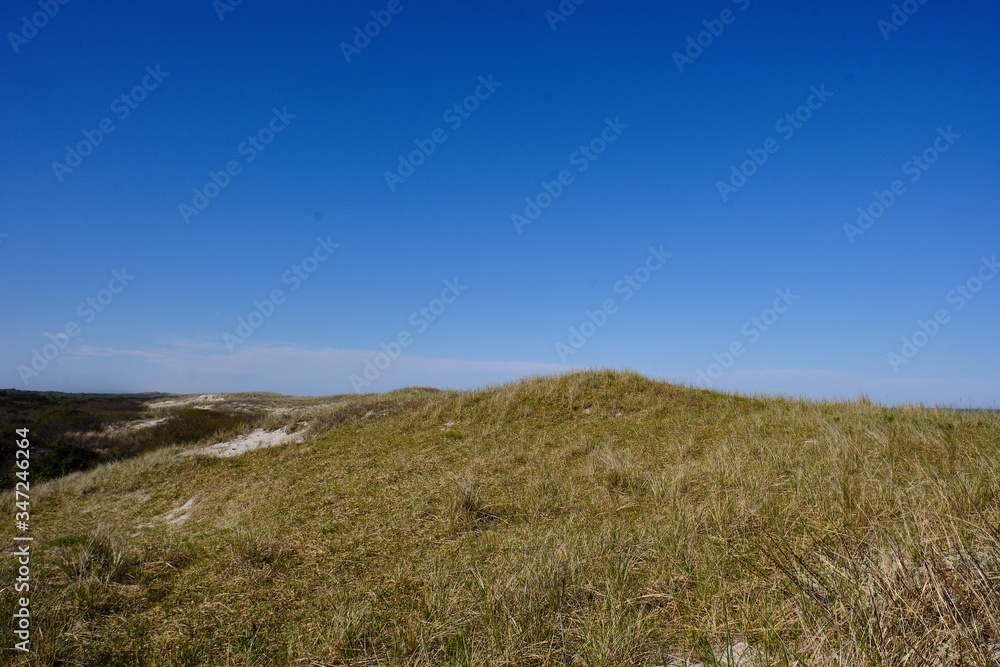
2, 370, 999, 665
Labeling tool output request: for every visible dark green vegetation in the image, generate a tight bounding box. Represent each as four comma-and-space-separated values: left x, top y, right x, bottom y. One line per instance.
0, 390, 259, 487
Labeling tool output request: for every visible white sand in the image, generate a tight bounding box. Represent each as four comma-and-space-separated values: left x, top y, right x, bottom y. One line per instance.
198, 426, 305, 458
164, 496, 197, 525
148, 393, 227, 409
104, 416, 170, 433
658, 641, 755, 666
135, 496, 197, 533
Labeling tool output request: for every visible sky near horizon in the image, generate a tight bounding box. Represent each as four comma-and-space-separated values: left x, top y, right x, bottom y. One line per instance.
1, 0, 998, 406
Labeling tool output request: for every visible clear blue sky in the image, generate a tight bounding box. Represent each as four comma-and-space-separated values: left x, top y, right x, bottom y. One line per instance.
2, 0, 998, 406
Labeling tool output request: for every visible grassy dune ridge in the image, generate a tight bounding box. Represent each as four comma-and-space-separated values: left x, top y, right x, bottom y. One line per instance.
3, 370, 999, 665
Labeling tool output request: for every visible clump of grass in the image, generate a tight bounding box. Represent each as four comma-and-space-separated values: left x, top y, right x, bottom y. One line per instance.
230, 526, 286, 566
449, 474, 501, 526
591, 445, 646, 493
58, 524, 137, 584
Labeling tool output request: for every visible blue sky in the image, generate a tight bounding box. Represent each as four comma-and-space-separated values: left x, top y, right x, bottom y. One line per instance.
2, 0, 998, 406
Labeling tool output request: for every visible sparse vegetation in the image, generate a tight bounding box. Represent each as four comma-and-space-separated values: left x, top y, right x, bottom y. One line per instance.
2, 370, 999, 665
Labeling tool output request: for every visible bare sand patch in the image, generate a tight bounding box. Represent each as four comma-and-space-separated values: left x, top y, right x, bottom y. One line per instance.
148, 394, 228, 409
134, 496, 198, 533
105, 416, 170, 433
658, 641, 757, 666
198, 426, 306, 458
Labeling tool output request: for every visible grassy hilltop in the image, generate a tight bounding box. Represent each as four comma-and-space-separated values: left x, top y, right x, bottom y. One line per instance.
3, 370, 1000, 665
